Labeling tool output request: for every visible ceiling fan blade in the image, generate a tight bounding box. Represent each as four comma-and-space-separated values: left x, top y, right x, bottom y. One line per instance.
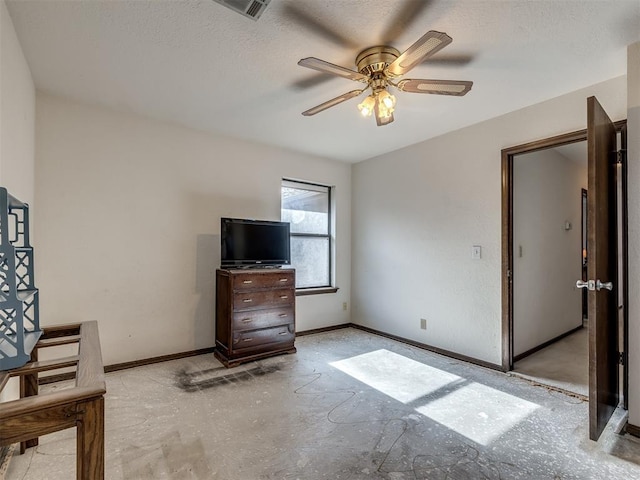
385, 31, 452, 78
282, 4, 358, 48
302, 89, 365, 116
380, 0, 433, 44
291, 74, 335, 91
424, 53, 475, 67
298, 57, 369, 83
396, 79, 473, 96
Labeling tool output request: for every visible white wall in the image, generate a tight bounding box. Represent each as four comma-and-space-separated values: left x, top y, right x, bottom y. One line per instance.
513, 150, 586, 356
627, 42, 640, 426
0, 0, 35, 401
35, 93, 351, 365
352, 76, 626, 366
0, 0, 34, 201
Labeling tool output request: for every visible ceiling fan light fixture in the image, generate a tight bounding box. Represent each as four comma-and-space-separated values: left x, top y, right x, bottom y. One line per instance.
378, 89, 396, 110
376, 102, 393, 119
374, 100, 394, 126
358, 95, 375, 117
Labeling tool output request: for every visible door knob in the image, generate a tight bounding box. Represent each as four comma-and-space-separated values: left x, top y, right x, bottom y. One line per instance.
576, 280, 595, 290
596, 280, 613, 291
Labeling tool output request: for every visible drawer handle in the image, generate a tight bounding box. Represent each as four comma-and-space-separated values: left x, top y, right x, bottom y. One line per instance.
280, 295, 288, 299
242, 299, 253, 303
243, 338, 253, 342
241, 318, 253, 323
279, 278, 288, 283
278, 313, 288, 318
243, 280, 253, 284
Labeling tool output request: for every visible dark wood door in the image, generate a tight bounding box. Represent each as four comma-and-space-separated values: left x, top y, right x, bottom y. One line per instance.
587, 96, 618, 441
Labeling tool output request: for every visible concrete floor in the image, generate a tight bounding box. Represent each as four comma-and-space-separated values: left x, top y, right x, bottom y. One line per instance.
7, 327, 640, 479
513, 327, 588, 398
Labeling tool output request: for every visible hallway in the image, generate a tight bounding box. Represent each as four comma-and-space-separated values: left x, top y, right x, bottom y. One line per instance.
513, 327, 588, 398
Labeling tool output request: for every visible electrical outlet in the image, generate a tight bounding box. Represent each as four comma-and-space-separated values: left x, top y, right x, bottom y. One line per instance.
342, 302, 348, 311
420, 318, 427, 330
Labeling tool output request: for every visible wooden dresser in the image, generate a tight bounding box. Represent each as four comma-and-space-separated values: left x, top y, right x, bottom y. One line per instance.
215, 268, 296, 367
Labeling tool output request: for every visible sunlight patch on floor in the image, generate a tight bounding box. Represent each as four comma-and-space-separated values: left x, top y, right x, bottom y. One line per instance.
415, 381, 539, 445
330, 349, 460, 403
331, 348, 539, 446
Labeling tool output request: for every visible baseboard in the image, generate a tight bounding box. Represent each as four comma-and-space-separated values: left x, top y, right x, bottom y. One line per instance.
39, 371, 76, 385
513, 325, 584, 363
39, 323, 502, 385
104, 346, 216, 373
349, 324, 503, 371
39, 326, 352, 385
39, 346, 216, 385
626, 423, 640, 438
296, 323, 351, 336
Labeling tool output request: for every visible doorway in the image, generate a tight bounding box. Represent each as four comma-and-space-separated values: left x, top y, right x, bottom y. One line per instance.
510, 140, 588, 397
501, 112, 628, 441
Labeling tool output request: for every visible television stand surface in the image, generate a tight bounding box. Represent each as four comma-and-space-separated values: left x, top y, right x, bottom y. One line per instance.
237, 264, 283, 269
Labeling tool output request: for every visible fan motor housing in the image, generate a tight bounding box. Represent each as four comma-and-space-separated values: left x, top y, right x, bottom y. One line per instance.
356, 46, 400, 76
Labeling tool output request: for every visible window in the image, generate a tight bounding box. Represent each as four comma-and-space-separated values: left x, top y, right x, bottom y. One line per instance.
281, 179, 332, 289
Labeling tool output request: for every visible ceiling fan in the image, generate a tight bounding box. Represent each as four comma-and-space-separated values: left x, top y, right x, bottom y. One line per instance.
297, 30, 473, 126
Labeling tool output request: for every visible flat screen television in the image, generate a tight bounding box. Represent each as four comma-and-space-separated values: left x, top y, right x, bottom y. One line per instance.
221, 217, 291, 268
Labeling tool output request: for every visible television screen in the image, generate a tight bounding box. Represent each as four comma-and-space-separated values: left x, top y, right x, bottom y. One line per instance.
221, 218, 291, 267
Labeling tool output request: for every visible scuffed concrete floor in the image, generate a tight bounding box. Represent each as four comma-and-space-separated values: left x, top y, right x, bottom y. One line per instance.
6, 328, 640, 479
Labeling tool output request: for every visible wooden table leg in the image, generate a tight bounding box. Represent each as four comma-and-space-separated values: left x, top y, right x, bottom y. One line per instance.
19, 349, 39, 454
76, 397, 104, 480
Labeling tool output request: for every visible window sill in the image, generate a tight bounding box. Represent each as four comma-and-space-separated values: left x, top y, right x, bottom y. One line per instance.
295, 287, 339, 296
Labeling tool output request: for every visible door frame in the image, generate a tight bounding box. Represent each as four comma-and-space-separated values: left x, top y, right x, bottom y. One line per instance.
620, 124, 629, 410
581, 187, 588, 323
500, 121, 627, 371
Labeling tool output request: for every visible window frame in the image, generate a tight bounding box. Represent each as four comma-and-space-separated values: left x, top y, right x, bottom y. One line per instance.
281, 178, 337, 294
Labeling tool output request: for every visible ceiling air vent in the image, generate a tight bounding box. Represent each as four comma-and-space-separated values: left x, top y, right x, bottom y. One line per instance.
211, 0, 271, 21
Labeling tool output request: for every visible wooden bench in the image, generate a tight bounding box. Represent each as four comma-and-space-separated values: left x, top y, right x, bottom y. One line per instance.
0, 321, 106, 479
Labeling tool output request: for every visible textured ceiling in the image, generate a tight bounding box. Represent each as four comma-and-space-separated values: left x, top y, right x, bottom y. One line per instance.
6, 0, 640, 163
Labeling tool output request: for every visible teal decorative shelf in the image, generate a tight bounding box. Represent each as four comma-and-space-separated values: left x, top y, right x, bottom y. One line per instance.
0, 188, 41, 371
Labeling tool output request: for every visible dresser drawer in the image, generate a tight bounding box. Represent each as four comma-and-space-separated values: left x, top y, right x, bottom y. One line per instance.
232, 270, 294, 291
233, 288, 294, 310
233, 307, 293, 331
232, 324, 295, 351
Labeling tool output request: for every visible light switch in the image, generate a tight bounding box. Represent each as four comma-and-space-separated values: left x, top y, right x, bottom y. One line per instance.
472, 245, 482, 260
